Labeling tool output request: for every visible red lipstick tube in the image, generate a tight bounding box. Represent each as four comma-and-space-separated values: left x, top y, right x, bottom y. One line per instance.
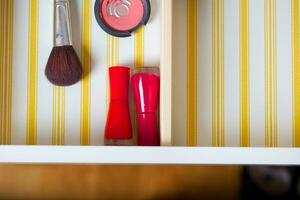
105, 66, 132, 145
131, 67, 160, 146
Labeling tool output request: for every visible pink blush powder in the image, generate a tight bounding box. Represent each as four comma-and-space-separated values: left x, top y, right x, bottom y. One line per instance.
100, 0, 144, 31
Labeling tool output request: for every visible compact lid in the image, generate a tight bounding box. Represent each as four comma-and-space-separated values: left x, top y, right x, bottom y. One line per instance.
94, 0, 151, 37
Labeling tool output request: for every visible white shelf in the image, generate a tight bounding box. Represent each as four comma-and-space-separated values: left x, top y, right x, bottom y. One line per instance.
0, 146, 299, 165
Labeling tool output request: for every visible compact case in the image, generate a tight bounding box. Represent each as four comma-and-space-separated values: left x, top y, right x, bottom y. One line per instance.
94, 0, 151, 37
0, 0, 300, 165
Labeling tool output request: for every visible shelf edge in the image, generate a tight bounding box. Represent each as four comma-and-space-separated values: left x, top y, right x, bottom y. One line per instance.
0, 146, 298, 165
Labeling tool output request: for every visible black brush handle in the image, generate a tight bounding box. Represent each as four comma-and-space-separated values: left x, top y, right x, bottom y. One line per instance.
54, 0, 72, 46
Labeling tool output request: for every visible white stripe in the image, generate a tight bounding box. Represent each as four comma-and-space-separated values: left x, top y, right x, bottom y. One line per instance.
197, 0, 212, 146
64, 0, 82, 145
276, 0, 293, 147
249, 0, 265, 146
11, 0, 29, 145
90, 0, 107, 146
37, 0, 54, 145
144, 0, 161, 66
224, 0, 240, 146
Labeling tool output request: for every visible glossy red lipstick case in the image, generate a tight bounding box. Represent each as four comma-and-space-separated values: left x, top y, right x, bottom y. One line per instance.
94, 0, 151, 37
131, 67, 160, 146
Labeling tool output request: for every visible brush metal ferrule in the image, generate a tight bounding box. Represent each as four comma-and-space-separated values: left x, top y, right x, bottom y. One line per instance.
54, 0, 72, 46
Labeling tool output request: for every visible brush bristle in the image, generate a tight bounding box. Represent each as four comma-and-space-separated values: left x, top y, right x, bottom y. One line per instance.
45, 46, 83, 86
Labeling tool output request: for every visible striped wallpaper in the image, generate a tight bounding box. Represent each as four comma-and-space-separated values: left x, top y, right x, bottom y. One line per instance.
1, 0, 299, 147
0, 0, 160, 145
173, 0, 299, 147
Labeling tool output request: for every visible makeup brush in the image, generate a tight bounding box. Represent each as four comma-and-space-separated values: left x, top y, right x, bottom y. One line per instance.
45, 0, 82, 86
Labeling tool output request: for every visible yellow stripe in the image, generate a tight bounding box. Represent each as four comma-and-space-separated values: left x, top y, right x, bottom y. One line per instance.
56, 88, 60, 144
80, 0, 91, 145
112, 36, 119, 66
292, 0, 300, 147
240, 0, 250, 147
0, 0, 7, 144
106, 35, 120, 68
6, 0, 13, 144
62, 88, 65, 144
212, 0, 216, 146
111, 36, 114, 66
52, 87, 56, 144
27, 0, 39, 145
0, 0, 14, 144
2, 0, 8, 144
212, 0, 225, 146
187, 0, 197, 146
134, 27, 144, 68
56, 88, 61, 145
115, 38, 119, 65
221, 0, 225, 146
0, 0, 13, 144
52, 86, 66, 145
1, 0, 4, 144
0, 0, 4, 144
264, 0, 277, 147
3, 0, 9, 144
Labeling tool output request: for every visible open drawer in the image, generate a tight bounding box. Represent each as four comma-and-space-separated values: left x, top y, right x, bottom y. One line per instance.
0, 0, 300, 165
